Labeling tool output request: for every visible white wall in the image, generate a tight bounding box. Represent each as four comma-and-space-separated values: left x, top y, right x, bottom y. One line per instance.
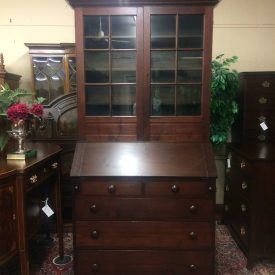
1, 0, 275, 90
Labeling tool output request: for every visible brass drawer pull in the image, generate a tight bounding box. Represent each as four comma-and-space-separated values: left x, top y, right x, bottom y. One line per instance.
208, 186, 214, 192
51, 162, 58, 169
241, 181, 247, 190
258, 97, 267, 104
240, 160, 246, 169
258, 115, 266, 122
241, 204, 247, 212
240, 226, 246, 236
29, 174, 38, 184
91, 230, 99, 239
225, 185, 229, 192
90, 204, 97, 213
171, 184, 180, 193
262, 80, 270, 88
224, 205, 229, 212
257, 134, 266, 141
189, 231, 197, 240
189, 264, 198, 272
74, 185, 79, 191
108, 184, 116, 194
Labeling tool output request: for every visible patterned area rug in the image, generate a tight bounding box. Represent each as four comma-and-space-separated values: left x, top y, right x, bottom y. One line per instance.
4, 224, 274, 275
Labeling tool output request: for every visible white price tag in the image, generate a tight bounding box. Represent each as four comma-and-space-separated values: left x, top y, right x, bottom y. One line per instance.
42, 198, 54, 217
227, 158, 231, 168
260, 122, 268, 131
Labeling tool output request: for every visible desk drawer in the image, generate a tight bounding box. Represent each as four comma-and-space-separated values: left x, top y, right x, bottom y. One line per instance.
145, 181, 214, 197
24, 157, 59, 189
75, 221, 213, 249
75, 250, 214, 275
76, 180, 142, 196
75, 197, 214, 221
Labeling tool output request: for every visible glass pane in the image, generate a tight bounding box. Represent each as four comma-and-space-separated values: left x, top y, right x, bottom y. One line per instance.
151, 15, 176, 49
84, 16, 109, 49
68, 57, 77, 92
178, 15, 203, 48
112, 51, 136, 83
86, 86, 110, 116
112, 86, 136, 116
111, 16, 136, 49
151, 51, 175, 83
177, 51, 203, 82
151, 85, 175, 116
85, 52, 109, 83
32, 56, 64, 104
177, 85, 201, 115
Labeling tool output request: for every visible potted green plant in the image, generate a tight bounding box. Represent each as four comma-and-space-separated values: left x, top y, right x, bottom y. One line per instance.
210, 54, 239, 148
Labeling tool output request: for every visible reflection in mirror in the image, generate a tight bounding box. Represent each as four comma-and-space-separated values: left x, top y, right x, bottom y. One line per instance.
151, 85, 175, 116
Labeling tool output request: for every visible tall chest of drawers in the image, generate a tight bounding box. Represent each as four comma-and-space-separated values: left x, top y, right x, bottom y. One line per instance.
233, 72, 275, 142
71, 142, 216, 275
224, 142, 275, 268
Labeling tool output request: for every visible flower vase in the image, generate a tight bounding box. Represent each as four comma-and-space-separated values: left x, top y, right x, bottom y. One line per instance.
8, 119, 30, 154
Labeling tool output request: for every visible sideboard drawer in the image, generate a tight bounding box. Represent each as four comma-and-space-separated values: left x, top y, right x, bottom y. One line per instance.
145, 181, 214, 197
75, 197, 214, 221
75, 250, 214, 275
76, 180, 142, 196
75, 221, 213, 249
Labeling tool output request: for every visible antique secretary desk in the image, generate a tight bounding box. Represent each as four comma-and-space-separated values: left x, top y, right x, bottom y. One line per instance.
68, 0, 218, 274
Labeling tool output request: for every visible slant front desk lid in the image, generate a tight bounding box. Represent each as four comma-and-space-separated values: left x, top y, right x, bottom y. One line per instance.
71, 142, 216, 178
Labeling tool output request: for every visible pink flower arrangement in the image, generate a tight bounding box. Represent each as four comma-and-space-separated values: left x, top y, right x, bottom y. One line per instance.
6, 102, 44, 123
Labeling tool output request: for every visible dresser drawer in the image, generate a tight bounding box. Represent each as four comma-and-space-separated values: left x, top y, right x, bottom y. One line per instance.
145, 181, 214, 197
75, 180, 142, 196
75, 221, 213, 249
75, 250, 214, 275
245, 92, 275, 111
75, 197, 214, 221
24, 157, 60, 190
224, 198, 249, 248
244, 77, 275, 92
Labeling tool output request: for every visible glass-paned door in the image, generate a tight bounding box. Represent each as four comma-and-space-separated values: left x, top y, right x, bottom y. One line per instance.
84, 15, 137, 116
32, 56, 65, 104
150, 14, 203, 116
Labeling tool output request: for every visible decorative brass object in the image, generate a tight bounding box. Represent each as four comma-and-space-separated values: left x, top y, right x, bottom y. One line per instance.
51, 162, 58, 169
240, 160, 246, 169
29, 174, 38, 184
240, 226, 246, 235
241, 181, 248, 190
262, 80, 270, 88
241, 204, 247, 212
258, 97, 267, 104
258, 116, 266, 122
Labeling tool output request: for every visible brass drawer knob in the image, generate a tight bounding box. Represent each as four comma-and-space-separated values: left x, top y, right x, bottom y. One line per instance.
240, 226, 246, 235
51, 162, 58, 169
258, 97, 267, 104
189, 205, 197, 213
90, 204, 97, 213
29, 174, 38, 184
74, 185, 79, 191
241, 204, 247, 212
189, 264, 198, 272
108, 184, 116, 194
225, 185, 229, 192
189, 231, 197, 240
240, 160, 246, 169
91, 230, 99, 239
171, 184, 180, 193
91, 263, 99, 271
224, 205, 229, 212
208, 186, 214, 192
262, 80, 270, 88
241, 181, 247, 190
